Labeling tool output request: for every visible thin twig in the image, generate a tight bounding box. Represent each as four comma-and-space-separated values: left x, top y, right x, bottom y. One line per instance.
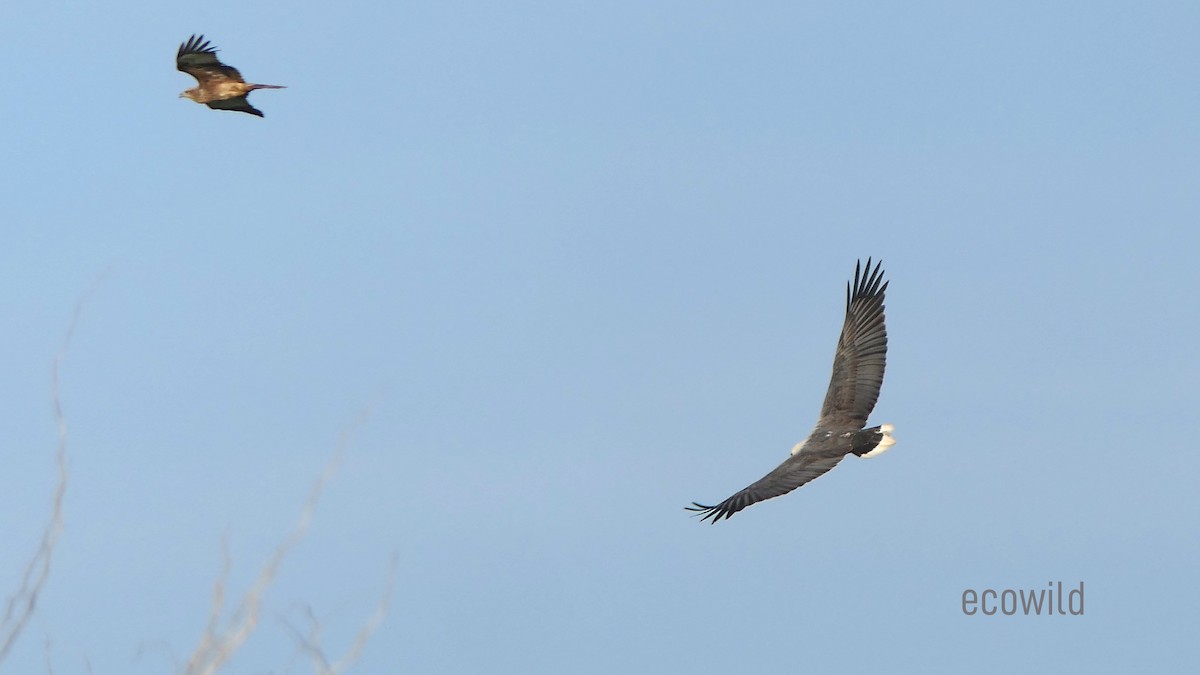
182, 404, 377, 675
0, 272, 106, 664
286, 553, 398, 675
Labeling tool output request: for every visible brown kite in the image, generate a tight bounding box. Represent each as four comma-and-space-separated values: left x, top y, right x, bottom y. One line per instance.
177, 35, 284, 117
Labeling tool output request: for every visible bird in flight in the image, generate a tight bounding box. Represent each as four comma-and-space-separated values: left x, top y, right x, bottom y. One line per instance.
687, 259, 895, 523
176, 35, 285, 117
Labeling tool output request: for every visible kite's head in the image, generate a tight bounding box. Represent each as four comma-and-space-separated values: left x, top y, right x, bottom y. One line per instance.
179, 88, 199, 102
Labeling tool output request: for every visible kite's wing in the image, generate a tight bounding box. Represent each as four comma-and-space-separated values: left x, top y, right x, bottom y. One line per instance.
205, 96, 264, 117
177, 34, 246, 85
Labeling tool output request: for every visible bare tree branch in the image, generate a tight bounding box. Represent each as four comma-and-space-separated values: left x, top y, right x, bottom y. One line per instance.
285, 554, 398, 675
182, 404, 377, 675
0, 273, 106, 665
328, 553, 397, 674
42, 633, 54, 675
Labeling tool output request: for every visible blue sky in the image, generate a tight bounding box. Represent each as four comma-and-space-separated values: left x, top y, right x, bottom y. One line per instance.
2, 1, 1198, 672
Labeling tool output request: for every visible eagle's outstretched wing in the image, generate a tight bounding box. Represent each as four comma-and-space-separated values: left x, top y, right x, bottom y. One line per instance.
686, 452, 846, 523
177, 35, 246, 86
816, 258, 888, 430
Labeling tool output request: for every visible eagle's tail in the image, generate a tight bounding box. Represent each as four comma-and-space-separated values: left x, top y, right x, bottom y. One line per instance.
852, 424, 896, 458
249, 83, 287, 90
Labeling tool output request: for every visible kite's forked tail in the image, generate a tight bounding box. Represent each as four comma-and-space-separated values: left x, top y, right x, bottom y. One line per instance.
249, 83, 287, 91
